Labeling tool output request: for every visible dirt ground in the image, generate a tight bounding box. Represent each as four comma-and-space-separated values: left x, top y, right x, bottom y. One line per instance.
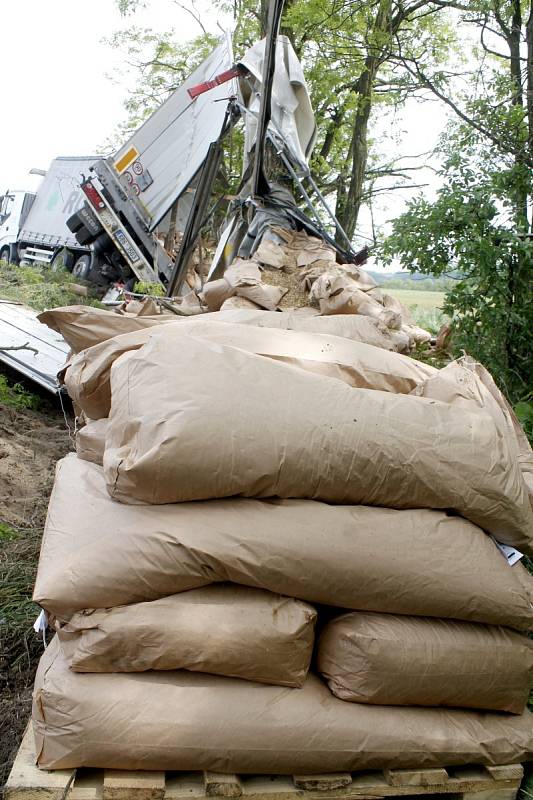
0, 376, 72, 788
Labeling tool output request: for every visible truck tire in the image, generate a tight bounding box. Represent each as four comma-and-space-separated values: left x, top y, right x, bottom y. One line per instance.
51, 248, 75, 273
77, 205, 102, 236
66, 211, 85, 234
77, 228, 95, 246
72, 254, 92, 280
0, 246, 11, 263
68, 206, 102, 238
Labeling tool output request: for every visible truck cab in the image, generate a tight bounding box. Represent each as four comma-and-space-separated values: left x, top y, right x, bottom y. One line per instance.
0, 191, 36, 263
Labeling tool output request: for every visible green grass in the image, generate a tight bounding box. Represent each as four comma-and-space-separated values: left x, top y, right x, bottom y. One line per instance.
134, 280, 165, 297
0, 521, 19, 541
0, 260, 103, 312
0, 375, 41, 411
385, 288, 448, 335
386, 288, 446, 310
409, 306, 449, 335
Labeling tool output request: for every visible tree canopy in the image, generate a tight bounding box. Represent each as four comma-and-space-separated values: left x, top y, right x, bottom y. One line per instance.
384, 0, 533, 402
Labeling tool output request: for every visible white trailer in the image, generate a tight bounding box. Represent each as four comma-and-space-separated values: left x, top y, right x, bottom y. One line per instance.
0, 156, 97, 275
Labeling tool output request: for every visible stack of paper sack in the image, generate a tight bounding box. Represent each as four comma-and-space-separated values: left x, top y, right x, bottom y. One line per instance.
32, 307, 533, 773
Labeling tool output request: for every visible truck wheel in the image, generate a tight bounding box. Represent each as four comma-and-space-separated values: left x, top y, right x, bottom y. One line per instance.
72, 254, 92, 280
51, 248, 75, 273
66, 211, 84, 234
0, 246, 11, 263
75, 226, 97, 246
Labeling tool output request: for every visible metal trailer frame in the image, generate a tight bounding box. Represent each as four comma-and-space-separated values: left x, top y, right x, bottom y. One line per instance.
89, 161, 173, 283
78, 171, 165, 285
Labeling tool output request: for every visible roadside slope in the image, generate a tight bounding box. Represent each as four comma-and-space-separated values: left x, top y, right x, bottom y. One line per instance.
0, 377, 71, 788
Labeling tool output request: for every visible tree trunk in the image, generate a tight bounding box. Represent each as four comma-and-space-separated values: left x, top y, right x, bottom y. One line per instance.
259, 0, 269, 37
280, 0, 297, 51
335, 68, 374, 242
527, 1, 533, 230
493, 1, 528, 229
334, 0, 392, 243
508, 0, 523, 106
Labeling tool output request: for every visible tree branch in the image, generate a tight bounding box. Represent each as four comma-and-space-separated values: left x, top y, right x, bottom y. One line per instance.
396, 42, 533, 167
172, 0, 208, 35
0, 342, 38, 355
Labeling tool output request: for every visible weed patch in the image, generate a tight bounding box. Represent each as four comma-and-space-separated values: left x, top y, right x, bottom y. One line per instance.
0, 376, 40, 411
0, 375, 71, 787
0, 260, 102, 312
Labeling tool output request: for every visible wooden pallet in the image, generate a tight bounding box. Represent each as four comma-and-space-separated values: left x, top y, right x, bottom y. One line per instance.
5, 726, 524, 800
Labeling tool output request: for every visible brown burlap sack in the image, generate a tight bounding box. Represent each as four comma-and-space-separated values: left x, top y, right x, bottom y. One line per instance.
225, 260, 286, 309
310, 275, 401, 328
38, 306, 177, 353
300, 263, 377, 294
38, 305, 411, 354
382, 291, 413, 322
402, 323, 433, 346
200, 278, 234, 311
320, 292, 401, 328
64, 321, 435, 420
220, 296, 262, 310
524, 470, 533, 511
63, 331, 152, 419
214, 308, 411, 352
119, 297, 159, 317
57, 585, 315, 686
34, 456, 533, 628
413, 356, 533, 508
201, 263, 286, 312
75, 418, 107, 465
318, 612, 533, 713
103, 334, 533, 552
412, 358, 522, 453
33, 638, 533, 772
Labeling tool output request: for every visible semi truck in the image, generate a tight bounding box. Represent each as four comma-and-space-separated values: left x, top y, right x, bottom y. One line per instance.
3, 31, 355, 296
0, 157, 97, 276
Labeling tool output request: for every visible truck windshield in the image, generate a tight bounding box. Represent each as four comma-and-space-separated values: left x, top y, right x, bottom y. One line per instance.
0, 193, 14, 225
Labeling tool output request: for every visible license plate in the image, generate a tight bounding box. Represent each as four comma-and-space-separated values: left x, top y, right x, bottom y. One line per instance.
113, 229, 140, 264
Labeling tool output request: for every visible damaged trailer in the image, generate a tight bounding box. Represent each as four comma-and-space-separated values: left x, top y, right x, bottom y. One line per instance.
67, 24, 364, 295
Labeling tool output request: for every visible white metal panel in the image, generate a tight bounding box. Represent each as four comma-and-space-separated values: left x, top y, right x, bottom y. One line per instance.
0, 302, 69, 392
19, 156, 97, 249
112, 35, 235, 231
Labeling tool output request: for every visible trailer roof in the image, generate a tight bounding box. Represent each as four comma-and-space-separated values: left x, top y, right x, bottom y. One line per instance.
0, 302, 69, 393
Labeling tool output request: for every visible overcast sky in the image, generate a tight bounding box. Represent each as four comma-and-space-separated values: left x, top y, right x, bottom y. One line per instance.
0, 0, 222, 193
0, 0, 448, 265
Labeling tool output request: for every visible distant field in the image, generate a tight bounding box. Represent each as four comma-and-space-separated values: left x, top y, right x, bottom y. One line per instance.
385, 288, 446, 310
384, 288, 448, 334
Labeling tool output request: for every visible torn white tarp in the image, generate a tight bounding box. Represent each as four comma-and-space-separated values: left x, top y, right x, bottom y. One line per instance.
238, 36, 317, 170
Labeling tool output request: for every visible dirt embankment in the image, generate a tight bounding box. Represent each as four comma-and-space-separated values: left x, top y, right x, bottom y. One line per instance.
0, 386, 72, 788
